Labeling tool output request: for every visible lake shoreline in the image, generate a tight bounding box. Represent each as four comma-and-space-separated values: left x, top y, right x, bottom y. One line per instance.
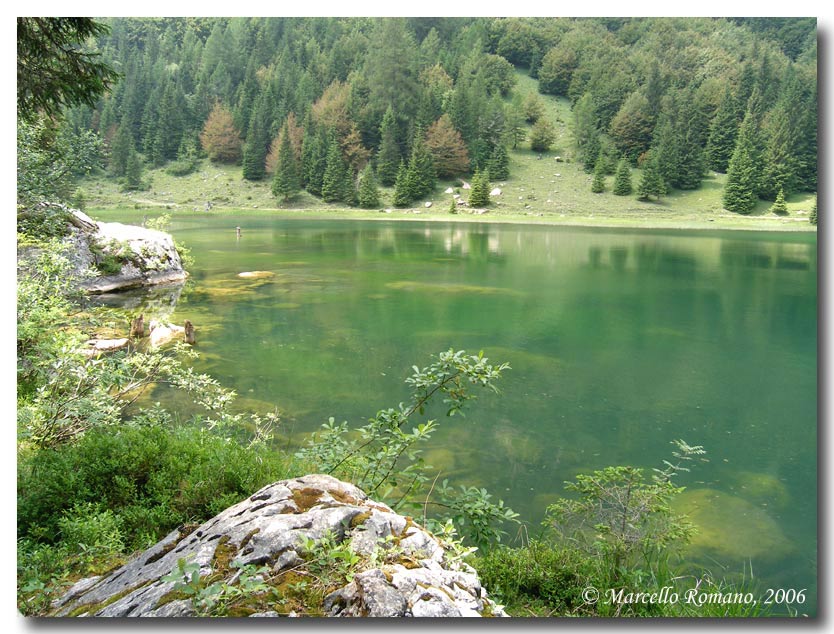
89, 206, 817, 235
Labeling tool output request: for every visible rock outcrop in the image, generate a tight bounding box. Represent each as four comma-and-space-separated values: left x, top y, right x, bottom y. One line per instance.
51, 475, 507, 618
50, 205, 187, 293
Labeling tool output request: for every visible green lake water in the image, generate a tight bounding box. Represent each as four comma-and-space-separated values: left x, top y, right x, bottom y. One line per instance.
96, 213, 818, 614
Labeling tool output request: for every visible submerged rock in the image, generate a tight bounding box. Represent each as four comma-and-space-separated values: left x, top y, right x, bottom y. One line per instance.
673, 488, 795, 563
52, 474, 506, 618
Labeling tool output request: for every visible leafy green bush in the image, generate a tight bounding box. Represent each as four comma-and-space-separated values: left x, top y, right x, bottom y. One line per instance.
18, 423, 307, 551
473, 541, 600, 616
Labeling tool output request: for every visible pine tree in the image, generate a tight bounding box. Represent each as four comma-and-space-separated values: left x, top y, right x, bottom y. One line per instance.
637, 151, 665, 201
769, 188, 788, 215
124, 149, 144, 191
705, 87, 739, 173
242, 89, 272, 181
488, 144, 510, 180
376, 106, 401, 186
723, 112, 760, 214
468, 169, 491, 207
449, 195, 458, 214
301, 120, 328, 196
321, 136, 355, 204
271, 128, 300, 202
393, 160, 412, 207
357, 164, 380, 208
109, 121, 134, 177
809, 197, 817, 226
406, 133, 436, 200
591, 154, 606, 193
613, 158, 633, 196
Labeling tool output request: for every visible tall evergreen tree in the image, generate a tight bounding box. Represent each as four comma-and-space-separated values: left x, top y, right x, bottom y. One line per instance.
376, 106, 401, 187
301, 120, 328, 196
591, 154, 606, 193
357, 163, 380, 208
468, 169, 491, 207
406, 133, 436, 200
613, 158, 633, 196
488, 143, 510, 181
321, 135, 355, 204
109, 120, 134, 177
809, 197, 817, 225
393, 160, 412, 207
723, 112, 761, 214
637, 151, 666, 201
271, 127, 300, 202
242, 88, 272, 181
705, 87, 739, 173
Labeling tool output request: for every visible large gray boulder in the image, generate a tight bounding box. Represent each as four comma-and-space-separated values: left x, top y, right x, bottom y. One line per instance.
51, 474, 507, 618
58, 205, 187, 293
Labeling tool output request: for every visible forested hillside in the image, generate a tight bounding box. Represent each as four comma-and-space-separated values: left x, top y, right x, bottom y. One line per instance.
55, 17, 817, 213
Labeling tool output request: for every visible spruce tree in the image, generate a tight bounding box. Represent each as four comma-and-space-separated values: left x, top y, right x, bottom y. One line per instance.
321, 137, 352, 204
488, 143, 510, 180
109, 121, 134, 177
393, 160, 412, 207
124, 149, 144, 191
376, 106, 401, 186
723, 112, 760, 214
407, 134, 436, 200
769, 188, 788, 215
271, 129, 300, 202
468, 169, 491, 207
613, 158, 633, 196
301, 122, 328, 197
357, 164, 380, 208
637, 151, 665, 201
705, 87, 739, 173
242, 89, 271, 181
809, 197, 817, 226
591, 154, 606, 193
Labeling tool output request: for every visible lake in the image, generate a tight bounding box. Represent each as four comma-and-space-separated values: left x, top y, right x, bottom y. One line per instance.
95, 213, 818, 614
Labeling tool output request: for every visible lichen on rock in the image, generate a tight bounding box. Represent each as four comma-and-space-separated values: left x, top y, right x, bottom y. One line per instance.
51, 474, 507, 618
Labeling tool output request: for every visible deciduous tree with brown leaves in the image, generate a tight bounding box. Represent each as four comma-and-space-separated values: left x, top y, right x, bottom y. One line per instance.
199, 103, 242, 163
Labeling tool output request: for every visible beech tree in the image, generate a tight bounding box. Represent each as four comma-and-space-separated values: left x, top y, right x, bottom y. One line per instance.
199, 103, 242, 163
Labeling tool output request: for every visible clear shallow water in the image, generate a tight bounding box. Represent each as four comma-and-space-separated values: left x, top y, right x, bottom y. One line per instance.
97, 213, 818, 614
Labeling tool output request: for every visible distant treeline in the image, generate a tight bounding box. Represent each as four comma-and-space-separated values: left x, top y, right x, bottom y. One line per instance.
62, 17, 816, 208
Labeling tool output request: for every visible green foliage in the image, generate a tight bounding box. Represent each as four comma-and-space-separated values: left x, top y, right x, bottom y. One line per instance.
468, 169, 491, 207
544, 440, 707, 578
637, 151, 666, 201
723, 112, 761, 214
487, 143, 510, 181
18, 421, 299, 551
473, 541, 601, 616
809, 197, 817, 225
321, 137, 355, 205
17, 118, 104, 208
298, 350, 516, 546
769, 188, 788, 215
357, 164, 380, 208
17, 18, 119, 122
271, 129, 301, 202
612, 158, 633, 195
591, 155, 606, 193
529, 117, 556, 153
375, 107, 401, 187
